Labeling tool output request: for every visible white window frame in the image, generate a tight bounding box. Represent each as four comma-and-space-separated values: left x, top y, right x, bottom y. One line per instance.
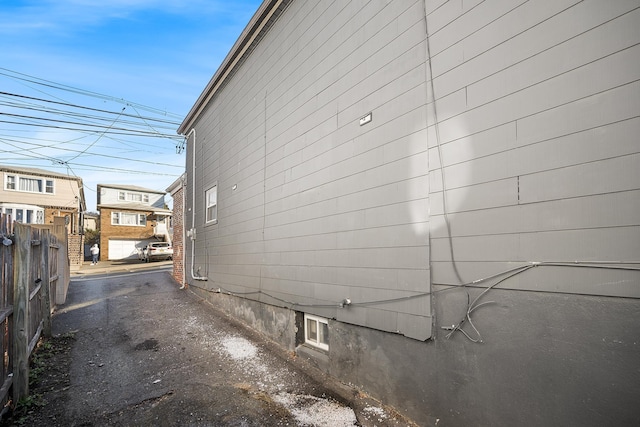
304, 314, 329, 351
4, 173, 55, 194
205, 184, 218, 225
1, 204, 44, 224
5, 175, 16, 190
118, 191, 150, 204
45, 180, 54, 194
111, 212, 147, 226
19, 177, 42, 193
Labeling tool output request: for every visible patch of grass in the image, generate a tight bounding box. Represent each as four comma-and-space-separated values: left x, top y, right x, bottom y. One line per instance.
1, 332, 76, 426
12, 394, 45, 426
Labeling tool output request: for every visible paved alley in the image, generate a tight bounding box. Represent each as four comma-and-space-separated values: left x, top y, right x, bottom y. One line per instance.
37, 267, 412, 427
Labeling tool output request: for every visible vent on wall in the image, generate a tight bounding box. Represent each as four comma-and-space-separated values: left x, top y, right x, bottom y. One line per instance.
359, 112, 372, 126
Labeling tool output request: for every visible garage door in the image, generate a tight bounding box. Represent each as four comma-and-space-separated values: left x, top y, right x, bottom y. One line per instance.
108, 239, 154, 260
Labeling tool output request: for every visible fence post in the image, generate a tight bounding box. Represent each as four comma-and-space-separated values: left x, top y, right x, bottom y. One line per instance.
40, 230, 51, 338
13, 223, 29, 402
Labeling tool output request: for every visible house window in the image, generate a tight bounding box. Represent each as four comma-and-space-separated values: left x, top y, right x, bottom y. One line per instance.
4, 174, 54, 194
118, 191, 149, 203
121, 213, 138, 225
111, 212, 147, 226
205, 184, 217, 224
5, 175, 15, 190
19, 177, 42, 193
1, 205, 43, 223
304, 314, 329, 351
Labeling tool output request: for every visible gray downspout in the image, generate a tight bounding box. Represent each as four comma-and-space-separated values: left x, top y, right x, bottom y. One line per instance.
186, 128, 208, 281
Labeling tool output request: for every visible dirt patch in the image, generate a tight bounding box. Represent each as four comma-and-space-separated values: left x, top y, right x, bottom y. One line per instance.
133, 338, 159, 351
1, 332, 76, 427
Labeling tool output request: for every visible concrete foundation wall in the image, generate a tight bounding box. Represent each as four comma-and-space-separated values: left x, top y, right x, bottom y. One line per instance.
190, 286, 640, 426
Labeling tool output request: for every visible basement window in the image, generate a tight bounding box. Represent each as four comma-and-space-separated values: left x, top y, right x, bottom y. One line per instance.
304, 314, 329, 351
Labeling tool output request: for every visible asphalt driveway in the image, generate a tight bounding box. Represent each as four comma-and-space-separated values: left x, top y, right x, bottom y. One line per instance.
36, 266, 413, 426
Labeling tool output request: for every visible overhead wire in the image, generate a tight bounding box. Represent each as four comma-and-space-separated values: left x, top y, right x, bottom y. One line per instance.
0, 67, 186, 172
0, 136, 183, 168
0, 113, 183, 139
0, 101, 180, 132
65, 107, 127, 163
0, 91, 182, 125
0, 67, 183, 119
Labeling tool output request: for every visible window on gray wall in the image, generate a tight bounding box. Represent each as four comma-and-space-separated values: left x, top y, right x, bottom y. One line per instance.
205, 184, 217, 224
304, 314, 329, 351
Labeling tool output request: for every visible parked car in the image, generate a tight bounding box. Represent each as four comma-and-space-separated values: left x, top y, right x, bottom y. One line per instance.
144, 242, 173, 262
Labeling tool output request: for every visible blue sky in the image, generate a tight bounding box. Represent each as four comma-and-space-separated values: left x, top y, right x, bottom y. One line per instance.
0, 0, 263, 211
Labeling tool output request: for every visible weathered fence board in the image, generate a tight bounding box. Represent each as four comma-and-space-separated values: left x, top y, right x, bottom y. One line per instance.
13, 222, 32, 401
0, 215, 14, 408
0, 214, 61, 405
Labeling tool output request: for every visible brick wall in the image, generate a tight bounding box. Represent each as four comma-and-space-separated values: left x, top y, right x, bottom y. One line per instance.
44, 208, 79, 234
98, 208, 156, 260
171, 185, 184, 286
67, 234, 84, 270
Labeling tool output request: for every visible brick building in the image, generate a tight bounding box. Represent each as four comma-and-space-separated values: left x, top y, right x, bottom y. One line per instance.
167, 174, 185, 286
97, 184, 172, 261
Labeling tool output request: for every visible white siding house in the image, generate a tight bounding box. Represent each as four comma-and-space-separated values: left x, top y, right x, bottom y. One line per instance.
178, 1, 640, 425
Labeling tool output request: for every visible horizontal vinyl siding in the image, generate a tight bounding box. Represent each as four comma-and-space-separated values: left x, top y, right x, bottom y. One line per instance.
427, 0, 640, 296
191, 0, 432, 340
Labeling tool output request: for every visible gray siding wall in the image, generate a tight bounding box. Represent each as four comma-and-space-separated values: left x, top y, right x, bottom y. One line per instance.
188, 0, 433, 340
427, 0, 639, 297
185, 0, 640, 425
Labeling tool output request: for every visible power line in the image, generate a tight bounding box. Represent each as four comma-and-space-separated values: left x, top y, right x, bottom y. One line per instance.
0, 118, 183, 139
0, 67, 183, 119
0, 100, 179, 131
0, 136, 179, 160
0, 112, 183, 139
0, 91, 182, 126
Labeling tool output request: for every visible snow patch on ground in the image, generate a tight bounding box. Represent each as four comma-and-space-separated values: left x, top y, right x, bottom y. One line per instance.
363, 405, 389, 422
182, 314, 360, 426
221, 336, 257, 360
273, 392, 358, 427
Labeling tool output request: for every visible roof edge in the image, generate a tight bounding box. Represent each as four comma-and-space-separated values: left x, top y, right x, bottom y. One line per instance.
177, 0, 282, 135
97, 183, 167, 194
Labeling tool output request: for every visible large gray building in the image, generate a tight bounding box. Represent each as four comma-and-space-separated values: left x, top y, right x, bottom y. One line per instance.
178, 1, 640, 425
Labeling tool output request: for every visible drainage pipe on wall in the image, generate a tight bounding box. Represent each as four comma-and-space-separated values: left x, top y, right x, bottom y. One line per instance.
187, 128, 208, 281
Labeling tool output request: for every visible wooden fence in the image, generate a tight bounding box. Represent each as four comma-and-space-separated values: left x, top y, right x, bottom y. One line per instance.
0, 214, 65, 406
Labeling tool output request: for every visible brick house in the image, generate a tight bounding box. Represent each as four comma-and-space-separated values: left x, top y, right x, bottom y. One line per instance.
166, 174, 185, 286
97, 184, 172, 261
